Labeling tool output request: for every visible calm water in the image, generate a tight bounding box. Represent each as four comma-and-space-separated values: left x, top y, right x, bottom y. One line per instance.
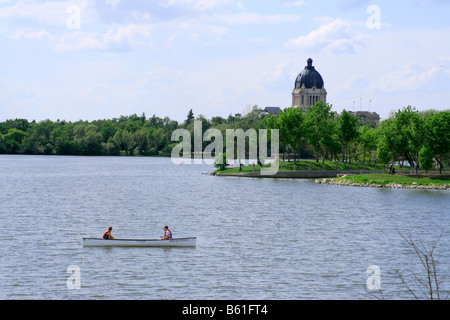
0, 155, 448, 300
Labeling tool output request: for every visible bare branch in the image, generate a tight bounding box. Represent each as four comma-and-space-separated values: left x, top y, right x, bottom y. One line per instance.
396, 229, 446, 300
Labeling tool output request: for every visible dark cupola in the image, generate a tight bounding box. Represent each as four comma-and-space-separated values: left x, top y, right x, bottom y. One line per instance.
294, 58, 324, 89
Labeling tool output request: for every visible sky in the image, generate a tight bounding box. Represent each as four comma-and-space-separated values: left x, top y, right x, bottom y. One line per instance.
0, 0, 449, 123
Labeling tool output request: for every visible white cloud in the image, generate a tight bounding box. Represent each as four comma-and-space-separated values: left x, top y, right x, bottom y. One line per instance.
260, 61, 291, 84
2, 0, 450, 122
53, 31, 105, 51
375, 66, 445, 93
284, 17, 369, 54
0, 0, 95, 26
160, 0, 233, 11
236, 1, 245, 10
178, 19, 227, 44
279, 0, 306, 7
336, 0, 370, 10
12, 29, 53, 40
206, 12, 301, 25
332, 74, 369, 94
2, 1, 300, 52
247, 37, 267, 43
104, 23, 153, 45
105, 0, 120, 10
53, 24, 154, 51
325, 32, 368, 54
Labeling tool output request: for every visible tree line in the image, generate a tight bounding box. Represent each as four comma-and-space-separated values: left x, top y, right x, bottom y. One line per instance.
1, 104, 449, 172
0, 110, 262, 158
261, 103, 449, 173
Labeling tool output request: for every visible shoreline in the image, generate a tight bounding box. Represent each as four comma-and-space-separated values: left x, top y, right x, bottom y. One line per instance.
212, 170, 450, 190
213, 170, 386, 179
315, 177, 449, 190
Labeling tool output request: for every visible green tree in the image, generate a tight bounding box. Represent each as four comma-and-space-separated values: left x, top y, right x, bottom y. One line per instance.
2, 128, 26, 153
113, 129, 135, 155
148, 127, 166, 153
0, 119, 30, 134
102, 138, 120, 156
259, 113, 279, 153
134, 128, 149, 155
185, 109, 194, 126
391, 106, 423, 168
51, 123, 77, 155
227, 114, 236, 124
276, 108, 305, 169
376, 118, 398, 166
211, 116, 226, 126
214, 153, 229, 171
357, 125, 377, 169
376, 139, 392, 172
423, 111, 450, 173
100, 121, 117, 143
20, 120, 55, 154
22, 131, 45, 154
304, 101, 337, 163
83, 124, 103, 155
418, 145, 434, 171
0, 134, 5, 153
337, 110, 359, 163
35, 119, 55, 143
376, 106, 433, 171
260, 114, 278, 131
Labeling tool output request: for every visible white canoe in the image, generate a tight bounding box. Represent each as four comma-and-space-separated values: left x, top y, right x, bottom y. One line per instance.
83, 237, 197, 247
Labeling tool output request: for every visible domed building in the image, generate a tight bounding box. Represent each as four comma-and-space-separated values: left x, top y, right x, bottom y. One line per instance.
292, 58, 327, 112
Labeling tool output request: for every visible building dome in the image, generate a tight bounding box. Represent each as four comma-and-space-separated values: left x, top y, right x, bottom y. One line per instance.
294, 58, 324, 89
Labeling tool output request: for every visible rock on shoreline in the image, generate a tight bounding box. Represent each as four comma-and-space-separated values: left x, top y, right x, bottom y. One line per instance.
315, 178, 449, 190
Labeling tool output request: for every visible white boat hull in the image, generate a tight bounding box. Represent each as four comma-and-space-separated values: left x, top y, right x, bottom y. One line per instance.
83, 237, 197, 247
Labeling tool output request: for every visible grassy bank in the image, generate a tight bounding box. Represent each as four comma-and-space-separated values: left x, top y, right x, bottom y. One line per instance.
334, 173, 449, 186
217, 160, 409, 174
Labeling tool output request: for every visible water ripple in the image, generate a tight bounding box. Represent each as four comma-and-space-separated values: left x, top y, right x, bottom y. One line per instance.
0, 155, 448, 299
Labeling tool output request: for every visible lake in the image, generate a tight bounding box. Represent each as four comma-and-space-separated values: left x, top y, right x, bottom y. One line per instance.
0, 155, 448, 299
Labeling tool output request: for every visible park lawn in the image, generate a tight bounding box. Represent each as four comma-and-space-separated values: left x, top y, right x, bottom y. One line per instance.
334, 174, 450, 186
216, 160, 385, 174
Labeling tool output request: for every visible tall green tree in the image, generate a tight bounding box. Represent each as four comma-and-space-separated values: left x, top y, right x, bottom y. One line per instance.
376, 118, 398, 166
185, 109, 194, 126
337, 110, 359, 163
357, 125, 377, 169
377, 139, 392, 172
422, 110, 450, 173
134, 128, 149, 155
391, 106, 424, 168
276, 108, 305, 168
304, 101, 338, 163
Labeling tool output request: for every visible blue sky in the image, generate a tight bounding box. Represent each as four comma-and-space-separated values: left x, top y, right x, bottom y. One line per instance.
0, 0, 449, 122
